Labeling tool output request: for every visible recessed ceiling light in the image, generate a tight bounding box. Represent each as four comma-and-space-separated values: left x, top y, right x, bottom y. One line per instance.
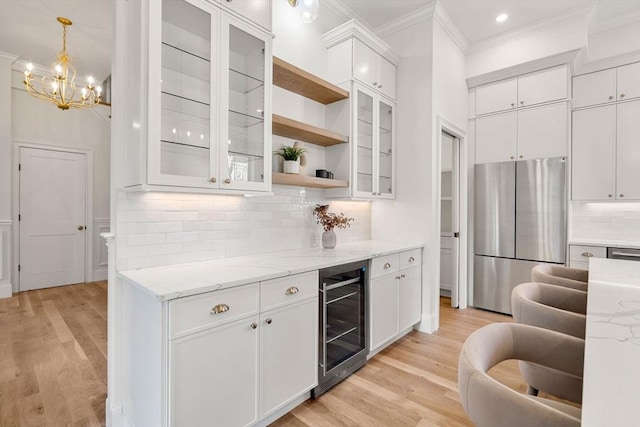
496, 13, 508, 23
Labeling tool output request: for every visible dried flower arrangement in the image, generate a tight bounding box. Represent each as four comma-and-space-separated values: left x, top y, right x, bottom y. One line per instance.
313, 204, 354, 232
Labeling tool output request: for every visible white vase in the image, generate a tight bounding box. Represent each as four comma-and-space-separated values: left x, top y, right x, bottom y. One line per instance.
322, 229, 337, 249
283, 160, 300, 174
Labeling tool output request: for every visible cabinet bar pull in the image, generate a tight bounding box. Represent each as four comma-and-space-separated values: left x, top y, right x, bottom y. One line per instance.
581, 252, 594, 257
409, 256, 415, 263
285, 286, 299, 295
211, 304, 230, 315
610, 251, 640, 258
383, 262, 391, 269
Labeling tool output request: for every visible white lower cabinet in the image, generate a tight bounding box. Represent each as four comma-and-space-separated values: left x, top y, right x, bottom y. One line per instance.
171, 317, 259, 427
166, 272, 318, 427
568, 245, 607, 270
259, 298, 317, 418
369, 249, 422, 353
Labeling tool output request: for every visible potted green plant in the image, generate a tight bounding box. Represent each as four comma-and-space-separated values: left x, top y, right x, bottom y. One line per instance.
274, 145, 306, 174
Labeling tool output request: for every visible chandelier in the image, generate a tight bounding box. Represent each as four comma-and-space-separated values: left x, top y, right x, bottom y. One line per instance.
23, 17, 102, 110
287, 0, 320, 23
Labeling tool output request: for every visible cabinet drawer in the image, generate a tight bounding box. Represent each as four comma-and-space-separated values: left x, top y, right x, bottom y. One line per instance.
569, 245, 606, 263
400, 249, 422, 269
371, 253, 400, 278
170, 283, 259, 339
260, 271, 318, 311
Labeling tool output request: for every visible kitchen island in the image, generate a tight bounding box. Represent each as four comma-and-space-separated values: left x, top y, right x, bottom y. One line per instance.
582, 258, 640, 427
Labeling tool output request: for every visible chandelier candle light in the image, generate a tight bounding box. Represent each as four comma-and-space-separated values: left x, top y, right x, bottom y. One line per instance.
23, 17, 102, 110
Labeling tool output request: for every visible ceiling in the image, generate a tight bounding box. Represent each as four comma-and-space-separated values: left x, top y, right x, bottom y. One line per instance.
0, 0, 638, 82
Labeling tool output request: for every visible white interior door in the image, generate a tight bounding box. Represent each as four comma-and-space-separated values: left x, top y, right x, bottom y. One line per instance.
19, 147, 87, 291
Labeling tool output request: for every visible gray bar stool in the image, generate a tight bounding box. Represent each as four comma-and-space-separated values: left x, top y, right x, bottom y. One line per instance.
531, 264, 589, 292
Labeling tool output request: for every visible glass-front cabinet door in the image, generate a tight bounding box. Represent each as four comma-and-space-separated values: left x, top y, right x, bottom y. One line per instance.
354, 87, 375, 197
218, 15, 271, 192
377, 99, 394, 198
352, 84, 395, 199
149, 0, 217, 188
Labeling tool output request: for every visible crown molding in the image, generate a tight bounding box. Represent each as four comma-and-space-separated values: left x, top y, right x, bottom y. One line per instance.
12, 59, 50, 78
575, 50, 640, 76
466, 49, 581, 88
467, 3, 594, 55
322, 0, 367, 25
0, 52, 19, 63
589, 10, 640, 35
375, 2, 437, 39
321, 19, 401, 65
432, 2, 469, 54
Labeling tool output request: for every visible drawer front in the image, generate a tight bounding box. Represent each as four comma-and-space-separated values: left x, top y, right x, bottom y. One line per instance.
371, 253, 400, 278
569, 245, 606, 263
170, 283, 259, 339
568, 260, 590, 270
400, 249, 422, 269
260, 271, 318, 311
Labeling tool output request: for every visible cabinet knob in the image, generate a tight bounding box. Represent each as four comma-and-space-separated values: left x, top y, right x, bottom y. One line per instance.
401, 274, 406, 279
77, 225, 85, 230
511, 103, 515, 107
510, 156, 515, 160
620, 194, 624, 197
250, 322, 257, 329
285, 286, 299, 295
520, 101, 524, 105
395, 275, 402, 280
383, 262, 392, 269
519, 155, 523, 159
620, 93, 626, 98
581, 252, 594, 257
265, 318, 272, 325
209, 177, 217, 183
409, 256, 415, 263
608, 194, 613, 198
211, 304, 230, 315
609, 95, 614, 100
224, 178, 231, 184
378, 84, 382, 89
373, 81, 378, 86
372, 192, 377, 195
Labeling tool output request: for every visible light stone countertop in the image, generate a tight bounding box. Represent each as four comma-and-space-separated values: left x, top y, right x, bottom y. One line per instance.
118, 240, 424, 301
582, 258, 640, 427
568, 238, 640, 250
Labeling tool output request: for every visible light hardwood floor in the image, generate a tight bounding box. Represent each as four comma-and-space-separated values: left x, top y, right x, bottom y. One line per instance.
1, 284, 532, 426
0, 281, 107, 427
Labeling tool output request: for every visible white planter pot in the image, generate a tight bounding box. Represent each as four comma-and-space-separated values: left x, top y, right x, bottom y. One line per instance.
283, 160, 300, 174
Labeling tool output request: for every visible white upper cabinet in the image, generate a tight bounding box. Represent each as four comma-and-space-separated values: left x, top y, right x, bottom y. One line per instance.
517, 65, 568, 108
617, 62, 640, 101
616, 100, 640, 200
572, 68, 617, 109
475, 65, 568, 116
323, 20, 399, 101
475, 112, 517, 163
215, 0, 271, 31
517, 102, 567, 160
475, 78, 517, 115
123, 0, 272, 194
573, 62, 640, 109
352, 40, 396, 100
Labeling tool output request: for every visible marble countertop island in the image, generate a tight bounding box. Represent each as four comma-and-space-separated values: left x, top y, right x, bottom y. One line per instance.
582, 258, 640, 427
118, 240, 423, 301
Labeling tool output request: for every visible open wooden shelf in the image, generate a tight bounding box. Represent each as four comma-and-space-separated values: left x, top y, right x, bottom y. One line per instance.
273, 57, 349, 105
272, 114, 348, 147
272, 172, 349, 189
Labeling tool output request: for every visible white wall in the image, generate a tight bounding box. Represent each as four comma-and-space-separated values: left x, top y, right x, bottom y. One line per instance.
466, 15, 588, 78
586, 21, 640, 63
0, 53, 15, 298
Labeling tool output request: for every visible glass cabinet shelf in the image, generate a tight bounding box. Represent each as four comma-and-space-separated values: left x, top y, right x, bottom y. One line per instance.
229, 68, 264, 93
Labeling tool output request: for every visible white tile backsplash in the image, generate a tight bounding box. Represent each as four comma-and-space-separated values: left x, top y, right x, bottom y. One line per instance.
570, 202, 640, 244
116, 186, 371, 270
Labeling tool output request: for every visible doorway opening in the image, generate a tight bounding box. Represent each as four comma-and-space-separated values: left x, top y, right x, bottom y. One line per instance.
439, 130, 460, 306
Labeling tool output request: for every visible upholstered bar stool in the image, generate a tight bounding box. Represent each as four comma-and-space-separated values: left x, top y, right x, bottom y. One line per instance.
458, 323, 583, 427
531, 264, 589, 292
511, 282, 587, 403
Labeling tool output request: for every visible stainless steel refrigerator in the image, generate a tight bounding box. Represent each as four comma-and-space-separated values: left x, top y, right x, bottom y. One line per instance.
474, 157, 566, 315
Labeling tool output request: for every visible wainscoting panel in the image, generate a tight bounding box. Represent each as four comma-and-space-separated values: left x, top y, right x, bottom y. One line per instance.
0, 221, 12, 298
94, 218, 110, 281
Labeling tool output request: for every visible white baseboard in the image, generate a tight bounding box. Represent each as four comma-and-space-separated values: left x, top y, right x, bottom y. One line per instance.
416, 312, 438, 333
0, 283, 12, 299
106, 399, 126, 427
